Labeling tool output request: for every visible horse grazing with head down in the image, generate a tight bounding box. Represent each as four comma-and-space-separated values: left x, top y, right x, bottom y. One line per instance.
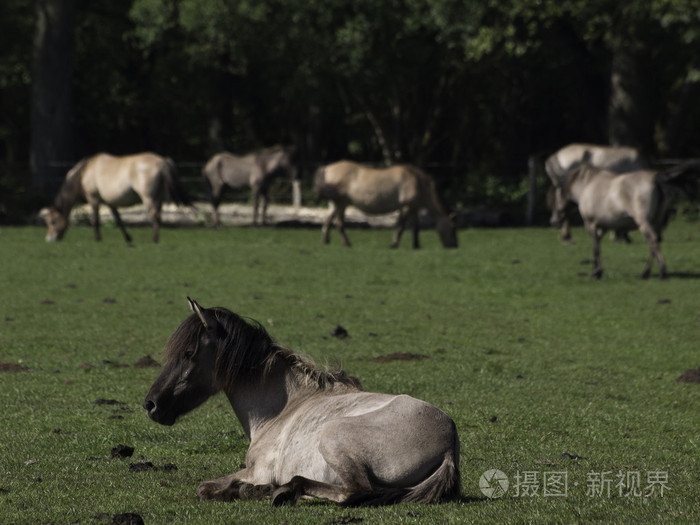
545, 143, 647, 242
314, 161, 458, 249
202, 146, 298, 227
44, 152, 191, 243
550, 162, 700, 279
144, 298, 461, 506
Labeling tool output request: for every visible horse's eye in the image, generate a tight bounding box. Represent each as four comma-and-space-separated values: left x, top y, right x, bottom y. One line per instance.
183, 349, 195, 360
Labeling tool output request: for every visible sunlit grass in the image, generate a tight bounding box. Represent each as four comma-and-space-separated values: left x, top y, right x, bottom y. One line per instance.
1, 220, 699, 523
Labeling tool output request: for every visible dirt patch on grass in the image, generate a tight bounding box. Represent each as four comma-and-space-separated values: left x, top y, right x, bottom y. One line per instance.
134, 355, 160, 368
129, 462, 177, 472
371, 352, 431, 363
94, 513, 144, 525
111, 445, 134, 458
676, 367, 700, 383
331, 325, 349, 339
0, 362, 28, 372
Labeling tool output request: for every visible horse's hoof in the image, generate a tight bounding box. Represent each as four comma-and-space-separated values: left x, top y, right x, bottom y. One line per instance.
271, 486, 297, 506
592, 271, 603, 280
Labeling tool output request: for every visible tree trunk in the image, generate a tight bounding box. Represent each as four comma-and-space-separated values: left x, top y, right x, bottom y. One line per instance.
607, 43, 653, 153
30, 0, 75, 202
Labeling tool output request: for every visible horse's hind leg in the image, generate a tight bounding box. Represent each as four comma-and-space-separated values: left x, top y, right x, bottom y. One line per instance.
108, 206, 132, 244
586, 222, 603, 279
271, 476, 355, 506
91, 204, 102, 241
335, 206, 351, 246
322, 203, 337, 244
391, 211, 409, 249
144, 200, 162, 243
639, 224, 666, 279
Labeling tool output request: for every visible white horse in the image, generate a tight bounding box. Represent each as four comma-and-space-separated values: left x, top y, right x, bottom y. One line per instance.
144, 299, 461, 506
545, 143, 647, 242
550, 163, 700, 279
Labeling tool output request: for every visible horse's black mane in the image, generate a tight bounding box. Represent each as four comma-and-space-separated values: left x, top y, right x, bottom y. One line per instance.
163, 307, 360, 391
53, 158, 88, 213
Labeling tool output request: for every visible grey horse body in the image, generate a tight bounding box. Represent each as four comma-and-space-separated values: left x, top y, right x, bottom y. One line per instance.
144, 300, 461, 506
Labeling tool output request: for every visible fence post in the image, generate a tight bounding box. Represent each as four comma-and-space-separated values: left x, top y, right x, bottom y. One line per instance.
526, 155, 538, 225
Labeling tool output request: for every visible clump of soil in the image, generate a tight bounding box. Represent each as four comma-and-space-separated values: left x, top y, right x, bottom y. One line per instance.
0, 362, 28, 372
111, 445, 134, 458
331, 325, 349, 339
93, 513, 144, 525
129, 462, 177, 472
93, 398, 124, 406
134, 355, 160, 368
677, 367, 700, 383
371, 352, 431, 363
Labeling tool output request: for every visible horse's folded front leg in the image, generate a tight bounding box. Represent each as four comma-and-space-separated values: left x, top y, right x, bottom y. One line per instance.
197, 474, 273, 502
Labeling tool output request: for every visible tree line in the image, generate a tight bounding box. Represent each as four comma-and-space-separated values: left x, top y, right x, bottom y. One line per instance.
2, 0, 700, 222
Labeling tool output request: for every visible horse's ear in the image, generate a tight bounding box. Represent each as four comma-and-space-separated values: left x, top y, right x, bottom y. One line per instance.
187, 297, 210, 330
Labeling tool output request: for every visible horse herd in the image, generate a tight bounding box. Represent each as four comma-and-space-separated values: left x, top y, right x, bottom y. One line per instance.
41, 145, 700, 507
44, 143, 700, 278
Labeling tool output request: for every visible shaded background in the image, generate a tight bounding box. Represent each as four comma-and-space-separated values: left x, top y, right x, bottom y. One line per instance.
2, 0, 700, 223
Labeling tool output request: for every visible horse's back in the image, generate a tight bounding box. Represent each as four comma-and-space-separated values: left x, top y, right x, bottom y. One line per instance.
205, 151, 260, 188
263, 390, 457, 488
320, 161, 420, 214
579, 169, 657, 227
82, 152, 167, 205
548, 143, 644, 182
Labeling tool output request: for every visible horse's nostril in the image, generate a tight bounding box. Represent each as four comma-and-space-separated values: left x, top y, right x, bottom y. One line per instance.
143, 399, 156, 413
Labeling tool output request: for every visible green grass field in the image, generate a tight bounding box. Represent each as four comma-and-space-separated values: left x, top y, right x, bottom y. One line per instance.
1, 220, 699, 524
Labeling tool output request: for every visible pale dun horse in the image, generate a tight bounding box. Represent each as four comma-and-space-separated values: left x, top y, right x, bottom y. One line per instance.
314, 161, 458, 248
545, 143, 647, 242
202, 146, 298, 227
143, 298, 461, 506
550, 163, 700, 279
44, 152, 191, 243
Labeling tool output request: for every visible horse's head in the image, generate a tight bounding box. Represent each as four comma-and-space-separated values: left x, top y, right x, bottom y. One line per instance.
44, 207, 69, 242
437, 214, 458, 248
548, 184, 571, 228
143, 298, 222, 426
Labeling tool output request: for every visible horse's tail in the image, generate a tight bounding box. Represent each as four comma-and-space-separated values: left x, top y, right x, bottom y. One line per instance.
342, 430, 461, 507
162, 158, 192, 206
401, 427, 461, 504
657, 161, 700, 202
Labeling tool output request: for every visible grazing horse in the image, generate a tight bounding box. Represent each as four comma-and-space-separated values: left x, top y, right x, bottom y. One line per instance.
314, 161, 458, 249
550, 163, 700, 279
143, 298, 461, 506
44, 153, 191, 243
202, 146, 298, 226
545, 143, 646, 242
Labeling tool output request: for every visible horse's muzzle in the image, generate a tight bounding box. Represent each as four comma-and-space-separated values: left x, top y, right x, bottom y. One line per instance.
143, 398, 176, 426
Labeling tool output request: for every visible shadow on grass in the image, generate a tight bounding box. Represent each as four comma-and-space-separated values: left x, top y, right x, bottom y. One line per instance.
666, 271, 700, 279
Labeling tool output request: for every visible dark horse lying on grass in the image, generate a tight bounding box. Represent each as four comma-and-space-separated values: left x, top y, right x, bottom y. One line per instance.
143, 298, 461, 506
44, 152, 191, 243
